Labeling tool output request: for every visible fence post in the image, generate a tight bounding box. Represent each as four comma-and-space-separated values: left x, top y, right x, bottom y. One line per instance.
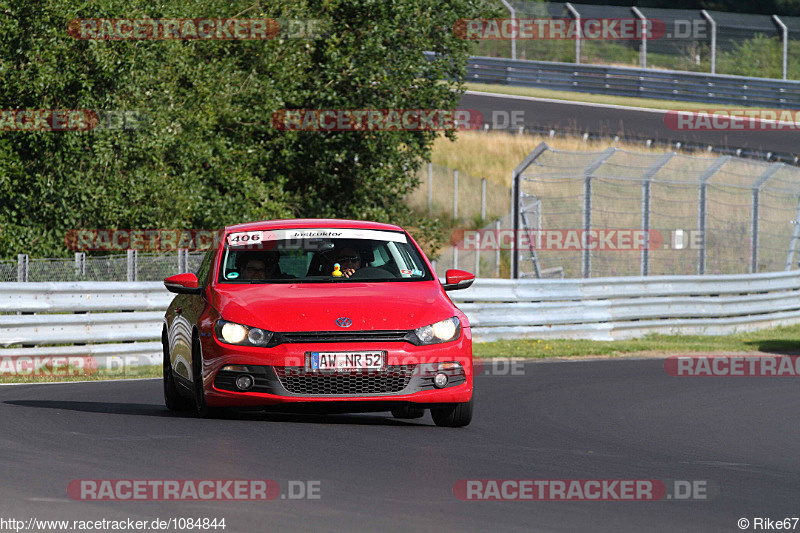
582, 148, 616, 278
631, 7, 647, 69
566, 3, 581, 64
178, 249, 188, 273
474, 232, 481, 277
453, 170, 459, 220
701, 10, 716, 75
786, 196, 800, 270
640, 153, 674, 276
495, 219, 501, 278
17, 254, 28, 282
127, 249, 138, 282
511, 143, 549, 278
427, 162, 433, 214
697, 156, 729, 274
751, 163, 782, 273
499, 0, 516, 60
481, 178, 487, 221
74, 252, 86, 278
773, 15, 788, 81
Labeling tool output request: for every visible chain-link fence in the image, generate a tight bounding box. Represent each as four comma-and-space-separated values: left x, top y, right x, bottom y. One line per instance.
3, 251, 206, 282
407, 162, 512, 225
405, 162, 514, 278
513, 142, 800, 278
476, 1, 800, 79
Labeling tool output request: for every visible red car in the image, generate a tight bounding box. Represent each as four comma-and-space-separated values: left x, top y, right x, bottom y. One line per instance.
162, 219, 475, 427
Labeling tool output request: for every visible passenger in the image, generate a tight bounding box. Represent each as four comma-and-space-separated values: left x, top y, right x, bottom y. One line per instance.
240, 251, 292, 280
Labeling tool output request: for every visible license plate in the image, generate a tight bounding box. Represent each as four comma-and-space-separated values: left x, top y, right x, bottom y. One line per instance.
307, 351, 386, 372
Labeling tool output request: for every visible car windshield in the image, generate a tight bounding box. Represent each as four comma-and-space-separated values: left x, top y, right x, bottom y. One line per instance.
217, 228, 433, 283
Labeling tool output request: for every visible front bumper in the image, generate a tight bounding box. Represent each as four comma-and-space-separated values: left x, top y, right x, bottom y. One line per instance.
199, 330, 473, 408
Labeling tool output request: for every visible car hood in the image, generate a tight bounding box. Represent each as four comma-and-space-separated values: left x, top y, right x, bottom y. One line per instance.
210, 281, 456, 332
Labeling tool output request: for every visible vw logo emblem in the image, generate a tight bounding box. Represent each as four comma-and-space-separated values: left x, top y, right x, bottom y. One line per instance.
335, 317, 352, 328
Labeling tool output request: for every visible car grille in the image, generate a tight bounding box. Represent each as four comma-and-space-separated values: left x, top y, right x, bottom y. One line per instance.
269, 330, 411, 346
273, 365, 416, 395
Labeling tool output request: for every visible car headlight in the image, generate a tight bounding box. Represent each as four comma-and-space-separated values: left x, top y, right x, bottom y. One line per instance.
215, 320, 273, 347
413, 317, 461, 345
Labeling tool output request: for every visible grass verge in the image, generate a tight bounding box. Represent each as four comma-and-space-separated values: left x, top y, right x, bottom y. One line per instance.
474, 324, 800, 359
0, 365, 162, 385
6, 323, 800, 385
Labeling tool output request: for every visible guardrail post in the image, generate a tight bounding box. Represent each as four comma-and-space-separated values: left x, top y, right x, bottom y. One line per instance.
566, 3, 581, 64
773, 15, 788, 80
582, 148, 616, 278
697, 156, 729, 274
511, 142, 549, 278
640, 153, 674, 276
701, 10, 716, 75
127, 249, 138, 282
751, 164, 782, 273
17, 254, 28, 282
631, 7, 647, 69
74, 252, 85, 278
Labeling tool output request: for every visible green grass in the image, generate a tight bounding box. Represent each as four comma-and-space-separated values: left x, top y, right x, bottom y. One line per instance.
474, 324, 800, 359
464, 82, 753, 112
0, 364, 162, 384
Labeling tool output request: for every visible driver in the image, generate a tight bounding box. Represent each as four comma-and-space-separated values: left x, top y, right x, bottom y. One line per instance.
332, 245, 362, 278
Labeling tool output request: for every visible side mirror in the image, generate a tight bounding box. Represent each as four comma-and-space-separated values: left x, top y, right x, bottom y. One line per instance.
443, 269, 475, 291
164, 273, 203, 295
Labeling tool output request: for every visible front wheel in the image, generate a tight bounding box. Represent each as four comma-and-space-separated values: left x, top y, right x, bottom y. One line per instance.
192, 335, 225, 418
163, 331, 193, 413
431, 397, 473, 427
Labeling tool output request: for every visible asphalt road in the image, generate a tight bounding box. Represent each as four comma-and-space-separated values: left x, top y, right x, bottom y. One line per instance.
0, 358, 797, 532
460, 91, 800, 158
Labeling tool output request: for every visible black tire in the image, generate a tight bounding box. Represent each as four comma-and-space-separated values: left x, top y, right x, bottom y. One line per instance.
431, 397, 473, 427
192, 335, 226, 419
163, 330, 194, 413
391, 405, 425, 419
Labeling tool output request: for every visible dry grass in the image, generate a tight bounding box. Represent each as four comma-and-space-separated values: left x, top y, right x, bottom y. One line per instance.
430, 131, 681, 187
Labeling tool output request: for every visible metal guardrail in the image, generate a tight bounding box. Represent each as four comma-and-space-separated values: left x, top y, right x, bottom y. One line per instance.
2, 271, 800, 363
466, 55, 800, 108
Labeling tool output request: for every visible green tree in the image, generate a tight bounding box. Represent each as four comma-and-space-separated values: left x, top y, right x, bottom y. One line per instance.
0, 0, 493, 258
